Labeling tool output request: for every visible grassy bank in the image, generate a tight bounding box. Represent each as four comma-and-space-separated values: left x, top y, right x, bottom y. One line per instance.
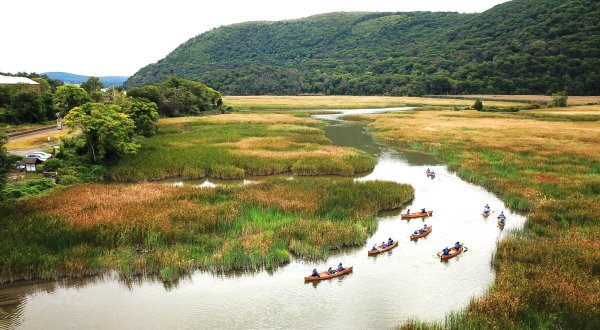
109, 114, 375, 181
0, 178, 414, 283
223, 95, 525, 110
352, 106, 600, 329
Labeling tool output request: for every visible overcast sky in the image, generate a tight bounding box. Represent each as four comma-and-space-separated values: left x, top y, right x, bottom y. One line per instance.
0, 0, 509, 77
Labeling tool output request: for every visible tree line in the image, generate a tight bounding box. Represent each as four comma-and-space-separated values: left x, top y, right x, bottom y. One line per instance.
126, 0, 600, 96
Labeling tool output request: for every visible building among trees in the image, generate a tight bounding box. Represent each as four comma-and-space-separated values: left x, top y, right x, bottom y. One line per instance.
0, 74, 41, 94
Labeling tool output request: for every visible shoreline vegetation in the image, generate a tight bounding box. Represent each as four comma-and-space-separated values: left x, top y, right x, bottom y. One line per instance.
2, 95, 599, 329
109, 114, 377, 181
342, 106, 599, 329
0, 178, 413, 283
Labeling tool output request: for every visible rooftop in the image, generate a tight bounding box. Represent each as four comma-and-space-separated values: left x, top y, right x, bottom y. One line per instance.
0, 75, 40, 85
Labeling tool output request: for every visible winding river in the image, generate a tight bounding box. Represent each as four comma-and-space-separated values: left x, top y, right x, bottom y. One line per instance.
0, 108, 525, 329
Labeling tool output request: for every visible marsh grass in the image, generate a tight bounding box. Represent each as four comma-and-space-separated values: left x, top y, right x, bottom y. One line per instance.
223, 95, 525, 110
0, 178, 414, 283
110, 114, 376, 181
359, 108, 600, 329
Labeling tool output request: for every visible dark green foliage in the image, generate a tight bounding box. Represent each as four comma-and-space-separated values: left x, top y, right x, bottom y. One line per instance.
0, 86, 56, 124
550, 91, 568, 107
1, 178, 55, 200
126, 0, 600, 96
473, 99, 483, 111
0, 136, 15, 192
128, 77, 223, 117
80, 76, 104, 94
53, 84, 91, 116
122, 101, 159, 137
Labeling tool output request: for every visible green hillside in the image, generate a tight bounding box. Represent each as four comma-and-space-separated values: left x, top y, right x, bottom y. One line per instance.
126, 0, 600, 95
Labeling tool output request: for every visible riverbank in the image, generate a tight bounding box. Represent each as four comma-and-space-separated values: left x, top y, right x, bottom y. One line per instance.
350, 106, 600, 329
0, 178, 413, 283
110, 114, 376, 181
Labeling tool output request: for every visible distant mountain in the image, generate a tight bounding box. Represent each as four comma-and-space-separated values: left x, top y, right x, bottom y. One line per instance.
43, 72, 129, 88
125, 0, 600, 95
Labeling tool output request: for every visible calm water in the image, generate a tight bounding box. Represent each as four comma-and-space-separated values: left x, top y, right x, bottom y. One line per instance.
0, 108, 525, 329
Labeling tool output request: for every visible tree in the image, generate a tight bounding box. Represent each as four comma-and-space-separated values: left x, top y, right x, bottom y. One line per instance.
123, 101, 159, 137
53, 84, 91, 116
0, 135, 16, 193
473, 98, 484, 111
550, 92, 568, 107
80, 76, 104, 94
64, 103, 140, 163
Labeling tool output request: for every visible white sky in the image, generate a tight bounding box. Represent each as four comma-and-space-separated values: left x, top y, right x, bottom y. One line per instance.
0, 0, 509, 77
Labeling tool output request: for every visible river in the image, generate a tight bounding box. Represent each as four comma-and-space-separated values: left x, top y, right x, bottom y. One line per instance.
0, 108, 525, 329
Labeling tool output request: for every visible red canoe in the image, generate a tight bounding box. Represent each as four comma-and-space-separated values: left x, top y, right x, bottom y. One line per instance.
439, 245, 463, 260
368, 241, 398, 255
401, 211, 433, 219
410, 226, 432, 240
304, 267, 353, 282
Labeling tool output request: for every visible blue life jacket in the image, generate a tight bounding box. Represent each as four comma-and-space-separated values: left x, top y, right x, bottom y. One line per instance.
443, 248, 449, 255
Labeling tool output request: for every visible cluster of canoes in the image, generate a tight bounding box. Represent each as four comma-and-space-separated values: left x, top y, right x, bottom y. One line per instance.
483, 204, 508, 228
305, 170, 508, 282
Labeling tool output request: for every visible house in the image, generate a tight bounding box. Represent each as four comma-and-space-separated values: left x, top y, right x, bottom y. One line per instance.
0, 74, 42, 94
23, 157, 40, 172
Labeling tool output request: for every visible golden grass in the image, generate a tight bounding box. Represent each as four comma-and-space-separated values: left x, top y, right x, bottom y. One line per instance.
526, 104, 600, 116
435, 95, 600, 105
223, 95, 525, 109
194, 113, 320, 125
365, 110, 600, 161
6, 129, 79, 151
358, 107, 600, 328
2, 178, 413, 282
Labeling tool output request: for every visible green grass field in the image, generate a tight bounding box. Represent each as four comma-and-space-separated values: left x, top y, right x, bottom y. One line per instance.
110, 114, 375, 181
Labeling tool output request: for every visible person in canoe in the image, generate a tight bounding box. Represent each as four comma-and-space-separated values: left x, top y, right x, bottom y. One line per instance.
406, 209, 411, 215
413, 229, 419, 235
421, 208, 427, 214
387, 237, 394, 245
498, 211, 506, 219
311, 268, 320, 277
327, 267, 335, 275
418, 227, 425, 234
338, 263, 345, 272
426, 168, 431, 174
442, 247, 450, 256
381, 241, 388, 249
423, 224, 429, 230
455, 242, 461, 250
371, 244, 378, 251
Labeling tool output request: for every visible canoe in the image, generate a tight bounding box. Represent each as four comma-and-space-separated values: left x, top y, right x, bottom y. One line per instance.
426, 172, 435, 178
368, 241, 398, 255
482, 211, 490, 218
401, 211, 433, 219
439, 245, 463, 260
410, 226, 432, 240
498, 220, 505, 228
304, 266, 353, 282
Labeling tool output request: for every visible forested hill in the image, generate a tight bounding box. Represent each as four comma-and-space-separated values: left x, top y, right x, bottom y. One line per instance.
125, 0, 600, 95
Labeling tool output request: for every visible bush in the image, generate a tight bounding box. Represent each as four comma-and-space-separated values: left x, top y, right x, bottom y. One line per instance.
42, 158, 63, 172
550, 92, 568, 107
1, 178, 55, 200
473, 99, 483, 111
